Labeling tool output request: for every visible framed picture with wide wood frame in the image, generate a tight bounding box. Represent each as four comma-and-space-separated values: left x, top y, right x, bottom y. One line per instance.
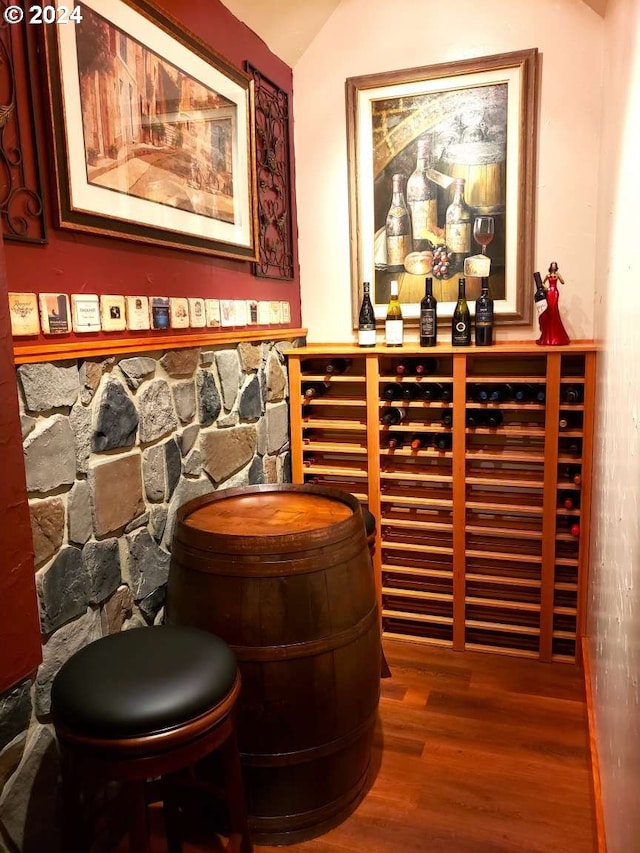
43, 0, 258, 261
346, 49, 538, 326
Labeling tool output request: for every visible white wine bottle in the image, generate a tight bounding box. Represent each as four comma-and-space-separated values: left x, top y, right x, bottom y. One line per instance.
357, 281, 376, 347
451, 277, 471, 346
385, 280, 404, 347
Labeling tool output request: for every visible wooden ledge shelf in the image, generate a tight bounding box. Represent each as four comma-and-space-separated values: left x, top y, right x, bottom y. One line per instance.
13, 327, 307, 364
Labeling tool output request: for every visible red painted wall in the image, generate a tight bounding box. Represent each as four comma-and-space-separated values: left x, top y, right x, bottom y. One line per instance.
0, 235, 41, 692
4, 0, 300, 352
0, 0, 299, 690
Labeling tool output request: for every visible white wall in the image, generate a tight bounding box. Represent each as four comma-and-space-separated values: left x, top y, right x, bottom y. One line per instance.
589, 0, 640, 849
294, 0, 603, 342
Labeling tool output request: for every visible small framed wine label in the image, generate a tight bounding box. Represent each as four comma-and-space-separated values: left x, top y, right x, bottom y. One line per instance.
280, 301, 291, 323
39, 293, 71, 335
100, 295, 126, 332
72, 294, 101, 333
247, 300, 258, 325
125, 296, 150, 331
188, 297, 206, 328
8, 293, 40, 336
150, 297, 170, 330
169, 297, 189, 329
205, 299, 221, 328
258, 301, 271, 325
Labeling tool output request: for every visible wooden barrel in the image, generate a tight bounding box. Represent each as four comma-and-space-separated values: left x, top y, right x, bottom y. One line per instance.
167, 484, 381, 844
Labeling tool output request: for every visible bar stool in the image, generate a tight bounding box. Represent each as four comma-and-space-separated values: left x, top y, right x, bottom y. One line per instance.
361, 505, 391, 678
51, 625, 252, 853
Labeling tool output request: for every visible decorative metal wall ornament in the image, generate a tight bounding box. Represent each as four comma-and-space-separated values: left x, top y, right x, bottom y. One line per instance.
246, 63, 293, 280
0, 14, 46, 243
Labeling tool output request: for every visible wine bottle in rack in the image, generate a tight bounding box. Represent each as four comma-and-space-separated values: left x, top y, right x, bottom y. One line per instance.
357, 282, 377, 348
559, 491, 580, 510
474, 278, 494, 346
451, 278, 471, 346
560, 465, 583, 485
385, 432, 404, 450
385, 280, 404, 347
466, 411, 486, 428
419, 277, 438, 347
562, 384, 584, 403
559, 413, 582, 431
302, 381, 329, 399
471, 384, 491, 402
441, 410, 454, 428
485, 410, 504, 428
561, 439, 582, 457
395, 357, 437, 376
433, 432, 453, 450
566, 518, 581, 538
409, 433, 429, 450
511, 384, 533, 402
440, 384, 453, 403
386, 174, 412, 272
324, 358, 351, 375
489, 386, 506, 402
534, 385, 546, 403
401, 384, 421, 401
382, 383, 403, 401
381, 407, 407, 426
422, 383, 443, 402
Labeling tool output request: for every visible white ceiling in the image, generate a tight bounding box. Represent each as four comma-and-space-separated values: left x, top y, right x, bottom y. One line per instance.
221, 0, 607, 67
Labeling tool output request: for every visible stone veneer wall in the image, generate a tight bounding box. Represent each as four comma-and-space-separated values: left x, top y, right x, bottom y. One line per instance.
0, 337, 300, 852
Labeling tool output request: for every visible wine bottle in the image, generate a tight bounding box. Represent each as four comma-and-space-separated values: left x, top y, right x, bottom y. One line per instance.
401, 384, 421, 401
534, 271, 548, 319
474, 278, 494, 346
302, 381, 329, 399
385, 432, 404, 450
433, 432, 453, 450
472, 384, 491, 402
485, 410, 504, 428
445, 178, 471, 269
382, 383, 403, 401
559, 491, 579, 510
560, 465, 583, 486
534, 385, 546, 403
441, 410, 453, 428
381, 406, 407, 426
511, 384, 533, 402
419, 277, 438, 347
559, 413, 582, 431
357, 282, 376, 348
324, 358, 350, 375
440, 385, 453, 403
386, 174, 412, 272
406, 139, 438, 252
452, 278, 471, 346
466, 411, 485, 428
561, 439, 582, 457
562, 384, 584, 404
409, 433, 429, 450
395, 357, 437, 376
488, 386, 506, 402
385, 280, 404, 347
422, 383, 443, 402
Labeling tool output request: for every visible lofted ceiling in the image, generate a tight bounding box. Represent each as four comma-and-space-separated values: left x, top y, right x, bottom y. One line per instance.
221, 0, 607, 67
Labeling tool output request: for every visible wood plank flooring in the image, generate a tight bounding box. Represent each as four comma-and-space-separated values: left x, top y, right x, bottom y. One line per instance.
140, 639, 597, 852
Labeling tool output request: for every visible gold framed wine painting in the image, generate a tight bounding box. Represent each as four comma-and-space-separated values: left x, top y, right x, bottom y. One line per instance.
346, 49, 538, 326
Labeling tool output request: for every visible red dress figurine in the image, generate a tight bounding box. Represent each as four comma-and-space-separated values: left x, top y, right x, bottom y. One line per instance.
537, 262, 570, 346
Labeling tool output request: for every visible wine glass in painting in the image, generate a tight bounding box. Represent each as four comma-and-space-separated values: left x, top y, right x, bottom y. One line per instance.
473, 216, 495, 255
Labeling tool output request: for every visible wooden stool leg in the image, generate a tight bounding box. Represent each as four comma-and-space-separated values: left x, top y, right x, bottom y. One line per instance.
163, 773, 184, 853
128, 780, 149, 853
59, 751, 90, 853
220, 729, 252, 853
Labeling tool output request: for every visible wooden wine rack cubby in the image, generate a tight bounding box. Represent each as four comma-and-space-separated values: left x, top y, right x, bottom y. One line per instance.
286, 342, 597, 663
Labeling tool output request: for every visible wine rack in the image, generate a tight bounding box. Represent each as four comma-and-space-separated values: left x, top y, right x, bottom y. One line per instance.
287, 343, 597, 663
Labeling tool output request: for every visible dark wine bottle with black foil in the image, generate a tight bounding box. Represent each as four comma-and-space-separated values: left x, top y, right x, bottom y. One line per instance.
381, 407, 407, 426
451, 278, 471, 346
357, 282, 376, 348
433, 432, 453, 450
441, 410, 454, 428
419, 277, 437, 347
382, 383, 403, 401
324, 358, 350, 375
562, 384, 584, 404
474, 278, 494, 346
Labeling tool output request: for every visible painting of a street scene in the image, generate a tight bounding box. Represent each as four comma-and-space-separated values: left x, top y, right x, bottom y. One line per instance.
76, 7, 236, 224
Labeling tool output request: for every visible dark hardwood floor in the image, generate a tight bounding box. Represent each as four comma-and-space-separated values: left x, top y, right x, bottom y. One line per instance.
139, 639, 597, 852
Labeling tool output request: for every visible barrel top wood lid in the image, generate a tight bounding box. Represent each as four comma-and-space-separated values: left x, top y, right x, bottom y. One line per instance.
182, 491, 353, 536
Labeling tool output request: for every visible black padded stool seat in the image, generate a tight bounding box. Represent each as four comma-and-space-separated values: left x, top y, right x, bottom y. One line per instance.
52, 625, 237, 739
51, 625, 252, 853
